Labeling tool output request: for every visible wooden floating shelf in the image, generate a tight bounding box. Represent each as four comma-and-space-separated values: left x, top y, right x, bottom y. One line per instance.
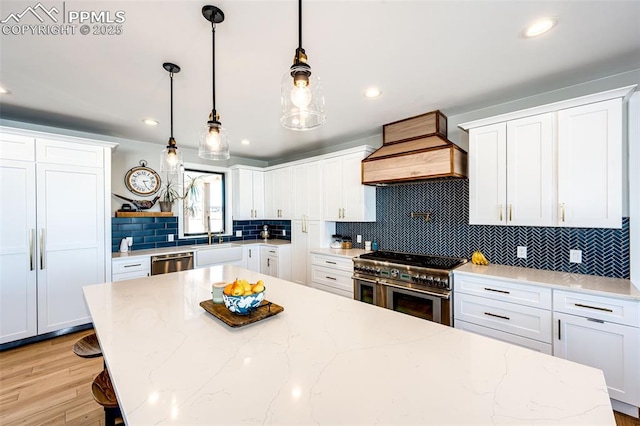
115, 211, 173, 218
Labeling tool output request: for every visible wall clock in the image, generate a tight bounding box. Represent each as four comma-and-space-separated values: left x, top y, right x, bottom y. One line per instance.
124, 160, 161, 196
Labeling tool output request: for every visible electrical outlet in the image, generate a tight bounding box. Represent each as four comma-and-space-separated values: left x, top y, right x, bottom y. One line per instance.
167, 234, 174, 242
517, 246, 527, 259
235, 230, 242, 237
282, 229, 286, 236
356, 235, 362, 243
570, 249, 582, 264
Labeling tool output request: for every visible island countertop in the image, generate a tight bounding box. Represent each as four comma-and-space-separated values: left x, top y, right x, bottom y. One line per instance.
83, 266, 614, 425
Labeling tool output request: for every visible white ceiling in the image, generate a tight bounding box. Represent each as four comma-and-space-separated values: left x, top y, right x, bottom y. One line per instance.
1, 0, 639, 161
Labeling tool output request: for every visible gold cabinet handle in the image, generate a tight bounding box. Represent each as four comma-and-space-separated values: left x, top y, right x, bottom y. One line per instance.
509, 204, 513, 222
499, 204, 503, 221
29, 229, 35, 271
39, 229, 45, 270
561, 203, 565, 222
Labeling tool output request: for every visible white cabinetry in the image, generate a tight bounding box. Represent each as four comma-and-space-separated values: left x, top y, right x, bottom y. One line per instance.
469, 114, 554, 226
112, 257, 150, 281
264, 167, 291, 219
0, 128, 113, 344
454, 274, 553, 354
230, 167, 264, 220
322, 150, 376, 222
291, 220, 333, 286
291, 161, 322, 221
462, 87, 630, 229
557, 99, 622, 228
243, 245, 261, 272
310, 252, 354, 298
553, 290, 639, 409
260, 245, 291, 280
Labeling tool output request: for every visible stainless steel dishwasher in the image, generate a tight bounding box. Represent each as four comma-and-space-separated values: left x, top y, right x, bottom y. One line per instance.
151, 252, 194, 275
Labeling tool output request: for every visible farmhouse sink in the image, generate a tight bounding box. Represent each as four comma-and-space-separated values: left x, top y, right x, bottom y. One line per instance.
194, 244, 243, 268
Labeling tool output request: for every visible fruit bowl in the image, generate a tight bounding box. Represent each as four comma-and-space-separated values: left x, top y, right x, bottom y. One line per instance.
222, 290, 265, 315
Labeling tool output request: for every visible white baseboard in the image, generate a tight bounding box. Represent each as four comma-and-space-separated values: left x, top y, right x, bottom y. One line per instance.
612, 398, 639, 418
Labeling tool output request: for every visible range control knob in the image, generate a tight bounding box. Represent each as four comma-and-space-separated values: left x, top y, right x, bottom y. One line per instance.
390, 268, 399, 278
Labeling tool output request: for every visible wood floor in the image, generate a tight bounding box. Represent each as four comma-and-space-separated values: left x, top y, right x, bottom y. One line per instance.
1, 329, 639, 426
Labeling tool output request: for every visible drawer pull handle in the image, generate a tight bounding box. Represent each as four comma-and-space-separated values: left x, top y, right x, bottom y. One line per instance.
484, 312, 510, 321
574, 303, 613, 313
587, 318, 605, 324
325, 261, 337, 264
483, 287, 510, 294
558, 319, 561, 340
124, 264, 142, 268
325, 276, 337, 280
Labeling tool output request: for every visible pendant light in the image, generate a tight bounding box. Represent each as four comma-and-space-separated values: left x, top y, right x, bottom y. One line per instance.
160, 62, 183, 173
199, 5, 230, 160
280, 0, 325, 131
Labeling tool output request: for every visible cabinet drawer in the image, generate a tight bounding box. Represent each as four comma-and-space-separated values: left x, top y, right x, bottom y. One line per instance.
311, 265, 353, 293
454, 274, 551, 309
311, 253, 353, 272
456, 320, 553, 355
553, 290, 639, 327
260, 246, 279, 258
454, 293, 552, 343
112, 257, 150, 275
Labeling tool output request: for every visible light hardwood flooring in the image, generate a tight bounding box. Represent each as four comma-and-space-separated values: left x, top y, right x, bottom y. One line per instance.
1, 329, 640, 425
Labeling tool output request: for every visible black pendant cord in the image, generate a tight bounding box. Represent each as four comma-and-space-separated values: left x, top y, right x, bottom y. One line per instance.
169, 71, 174, 139
298, 0, 302, 51
211, 22, 217, 121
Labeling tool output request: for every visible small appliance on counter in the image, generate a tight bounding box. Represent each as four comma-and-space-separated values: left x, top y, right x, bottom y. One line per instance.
260, 225, 270, 240
330, 234, 342, 249
341, 236, 353, 249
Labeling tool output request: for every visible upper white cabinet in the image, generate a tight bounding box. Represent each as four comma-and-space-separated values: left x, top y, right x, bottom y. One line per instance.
557, 99, 622, 228
291, 161, 322, 221
264, 167, 291, 219
322, 149, 376, 222
469, 113, 554, 226
0, 127, 114, 345
461, 86, 633, 229
230, 167, 264, 220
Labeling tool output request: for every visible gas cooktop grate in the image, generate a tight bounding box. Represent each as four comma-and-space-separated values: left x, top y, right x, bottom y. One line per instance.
358, 251, 465, 270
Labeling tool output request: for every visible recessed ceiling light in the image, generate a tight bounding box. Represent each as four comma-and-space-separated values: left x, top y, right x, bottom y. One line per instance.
524, 17, 557, 38
143, 119, 159, 126
364, 87, 381, 98
241, 139, 250, 145
0, 86, 11, 94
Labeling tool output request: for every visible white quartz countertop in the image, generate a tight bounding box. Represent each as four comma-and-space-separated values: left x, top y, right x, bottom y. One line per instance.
310, 247, 371, 258
456, 263, 640, 301
83, 266, 614, 425
112, 239, 290, 259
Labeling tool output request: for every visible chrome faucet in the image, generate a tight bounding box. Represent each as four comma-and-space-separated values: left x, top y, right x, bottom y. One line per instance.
207, 214, 213, 245
216, 232, 224, 244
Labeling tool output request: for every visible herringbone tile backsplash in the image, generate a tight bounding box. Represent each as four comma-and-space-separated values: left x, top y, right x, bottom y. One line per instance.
336, 180, 630, 279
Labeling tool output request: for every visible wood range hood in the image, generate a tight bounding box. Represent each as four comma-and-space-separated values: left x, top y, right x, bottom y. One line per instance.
362, 110, 467, 185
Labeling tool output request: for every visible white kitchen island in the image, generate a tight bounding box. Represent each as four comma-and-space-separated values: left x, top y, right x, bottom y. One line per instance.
83, 265, 615, 425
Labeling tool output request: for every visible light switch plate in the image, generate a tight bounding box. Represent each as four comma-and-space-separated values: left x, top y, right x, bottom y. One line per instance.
235, 230, 242, 237
356, 235, 362, 243
282, 229, 286, 236
570, 250, 582, 264
167, 234, 174, 242
517, 246, 527, 259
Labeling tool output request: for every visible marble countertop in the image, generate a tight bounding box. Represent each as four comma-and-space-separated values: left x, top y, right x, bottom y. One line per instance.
310, 247, 371, 258
112, 239, 291, 259
455, 263, 640, 301
83, 265, 614, 425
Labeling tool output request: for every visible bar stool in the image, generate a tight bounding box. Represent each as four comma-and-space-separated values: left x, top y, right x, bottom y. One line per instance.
92, 369, 123, 426
73, 332, 102, 358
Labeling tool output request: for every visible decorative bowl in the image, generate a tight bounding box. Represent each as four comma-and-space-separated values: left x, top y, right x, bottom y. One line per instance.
222, 290, 265, 315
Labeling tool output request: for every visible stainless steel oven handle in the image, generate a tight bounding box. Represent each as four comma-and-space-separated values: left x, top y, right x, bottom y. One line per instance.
382, 280, 451, 300
352, 276, 378, 284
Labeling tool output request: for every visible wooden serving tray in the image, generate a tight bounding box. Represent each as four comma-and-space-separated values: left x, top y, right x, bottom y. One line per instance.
115, 211, 173, 217
199, 299, 284, 328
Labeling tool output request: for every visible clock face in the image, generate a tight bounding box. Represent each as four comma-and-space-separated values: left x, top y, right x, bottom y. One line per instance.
125, 166, 161, 196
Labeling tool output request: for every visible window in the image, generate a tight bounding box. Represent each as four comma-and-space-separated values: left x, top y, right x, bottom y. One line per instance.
180, 168, 227, 237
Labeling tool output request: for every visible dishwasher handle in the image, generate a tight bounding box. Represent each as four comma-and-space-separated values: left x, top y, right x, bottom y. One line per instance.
152, 252, 194, 262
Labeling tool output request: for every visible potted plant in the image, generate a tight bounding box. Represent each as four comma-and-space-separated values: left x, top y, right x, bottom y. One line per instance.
158, 179, 181, 213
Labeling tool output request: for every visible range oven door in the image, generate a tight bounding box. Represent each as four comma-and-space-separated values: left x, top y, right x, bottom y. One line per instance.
384, 283, 451, 326
353, 276, 384, 307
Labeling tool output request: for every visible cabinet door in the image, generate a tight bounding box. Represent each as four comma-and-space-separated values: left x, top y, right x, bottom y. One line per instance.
292, 162, 322, 220
0, 131, 35, 161
252, 171, 265, 219
557, 99, 622, 228
342, 153, 375, 222
506, 114, 554, 226
36, 163, 105, 334
554, 312, 639, 405
322, 157, 344, 220
264, 168, 291, 219
244, 245, 260, 272
0, 160, 37, 344
291, 220, 307, 285
232, 168, 254, 220
469, 123, 507, 225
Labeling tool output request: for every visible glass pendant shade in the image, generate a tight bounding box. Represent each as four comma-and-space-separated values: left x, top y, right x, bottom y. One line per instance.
160, 138, 183, 173
199, 120, 230, 160
281, 64, 325, 131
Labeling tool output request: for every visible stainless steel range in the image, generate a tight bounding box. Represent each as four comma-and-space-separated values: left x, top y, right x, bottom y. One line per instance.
353, 251, 467, 326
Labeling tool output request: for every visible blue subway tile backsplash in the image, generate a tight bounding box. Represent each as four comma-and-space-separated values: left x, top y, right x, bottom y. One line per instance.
112, 217, 291, 253
336, 179, 630, 279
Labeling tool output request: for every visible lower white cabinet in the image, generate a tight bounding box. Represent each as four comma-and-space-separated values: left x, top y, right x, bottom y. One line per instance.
291, 220, 333, 286
243, 245, 261, 272
112, 257, 150, 281
310, 252, 354, 298
553, 290, 639, 408
454, 274, 552, 354
260, 245, 291, 280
